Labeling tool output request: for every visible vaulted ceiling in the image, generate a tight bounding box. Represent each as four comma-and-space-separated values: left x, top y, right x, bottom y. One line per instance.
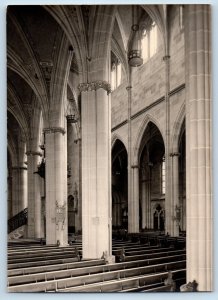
7, 5, 167, 156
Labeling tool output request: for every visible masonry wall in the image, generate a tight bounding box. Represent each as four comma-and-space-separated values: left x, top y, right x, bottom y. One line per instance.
112, 6, 185, 151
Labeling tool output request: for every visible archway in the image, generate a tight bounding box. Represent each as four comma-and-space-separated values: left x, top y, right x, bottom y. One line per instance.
139, 121, 165, 232
112, 140, 128, 231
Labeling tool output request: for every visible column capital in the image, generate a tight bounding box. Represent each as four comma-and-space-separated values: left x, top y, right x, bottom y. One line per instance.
78, 80, 112, 95
163, 55, 170, 61
43, 127, 66, 135
26, 151, 42, 157
169, 152, 180, 157
126, 86, 132, 91
12, 166, 27, 171
131, 165, 139, 169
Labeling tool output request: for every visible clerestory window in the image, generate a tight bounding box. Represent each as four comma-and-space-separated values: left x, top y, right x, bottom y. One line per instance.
111, 51, 122, 91
141, 21, 157, 63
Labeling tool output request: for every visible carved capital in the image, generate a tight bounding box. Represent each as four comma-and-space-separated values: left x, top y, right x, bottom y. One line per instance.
43, 127, 66, 135
163, 55, 170, 61
131, 165, 139, 169
12, 166, 27, 171
126, 86, 132, 91
26, 151, 42, 157
78, 80, 112, 95
169, 152, 180, 157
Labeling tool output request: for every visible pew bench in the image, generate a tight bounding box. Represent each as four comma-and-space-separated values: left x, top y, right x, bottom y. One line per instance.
8, 260, 186, 292
8, 253, 186, 286
8, 259, 106, 277
58, 269, 186, 293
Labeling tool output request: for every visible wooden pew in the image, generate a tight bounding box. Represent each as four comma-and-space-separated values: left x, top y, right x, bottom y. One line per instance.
8, 249, 81, 263
8, 260, 186, 292
8, 259, 106, 277
58, 269, 186, 293
8, 254, 185, 286
8, 256, 81, 270
124, 249, 185, 262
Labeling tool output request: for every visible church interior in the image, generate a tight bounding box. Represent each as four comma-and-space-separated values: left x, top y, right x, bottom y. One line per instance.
7, 4, 212, 292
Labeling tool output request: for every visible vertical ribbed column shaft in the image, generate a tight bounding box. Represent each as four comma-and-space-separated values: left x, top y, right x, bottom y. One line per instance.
141, 180, 146, 229
27, 153, 41, 238
163, 53, 171, 235
81, 87, 112, 259
7, 175, 13, 219
45, 128, 68, 246
185, 5, 212, 291
127, 79, 139, 233
11, 166, 27, 216
171, 153, 180, 236
130, 165, 139, 232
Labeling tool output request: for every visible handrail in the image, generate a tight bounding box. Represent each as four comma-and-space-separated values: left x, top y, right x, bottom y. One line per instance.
8, 208, 28, 233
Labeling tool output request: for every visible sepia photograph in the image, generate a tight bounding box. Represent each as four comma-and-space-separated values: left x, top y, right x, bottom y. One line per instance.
6, 3, 212, 293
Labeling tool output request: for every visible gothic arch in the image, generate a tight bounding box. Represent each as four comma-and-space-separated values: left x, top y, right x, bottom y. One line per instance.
171, 103, 185, 152
133, 114, 165, 166
7, 83, 29, 141
44, 5, 91, 83
7, 11, 49, 116
111, 133, 128, 152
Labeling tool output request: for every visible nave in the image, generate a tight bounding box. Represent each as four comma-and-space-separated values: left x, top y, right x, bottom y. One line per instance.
8, 233, 186, 292
7, 4, 212, 291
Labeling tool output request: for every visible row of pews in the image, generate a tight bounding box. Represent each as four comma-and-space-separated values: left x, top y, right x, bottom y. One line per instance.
8, 234, 186, 293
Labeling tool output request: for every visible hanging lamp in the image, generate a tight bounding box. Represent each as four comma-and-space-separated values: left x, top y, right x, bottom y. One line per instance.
66, 99, 78, 124
128, 6, 143, 67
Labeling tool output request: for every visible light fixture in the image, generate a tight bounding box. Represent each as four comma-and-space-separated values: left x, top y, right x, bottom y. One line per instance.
66, 99, 78, 124
128, 6, 143, 67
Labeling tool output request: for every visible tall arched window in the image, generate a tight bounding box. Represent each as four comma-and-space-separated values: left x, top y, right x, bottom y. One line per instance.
111, 52, 122, 91
141, 21, 158, 63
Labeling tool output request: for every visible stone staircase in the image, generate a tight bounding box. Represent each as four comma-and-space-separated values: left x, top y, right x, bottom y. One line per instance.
8, 225, 27, 240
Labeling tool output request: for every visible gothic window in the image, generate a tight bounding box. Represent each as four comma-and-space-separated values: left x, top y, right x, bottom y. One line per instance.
179, 5, 184, 30
111, 53, 122, 91
141, 21, 157, 63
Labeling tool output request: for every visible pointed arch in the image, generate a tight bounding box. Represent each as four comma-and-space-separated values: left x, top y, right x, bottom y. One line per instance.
171, 103, 185, 152
8, 11, 49, 116
133, 114, 165, 165
7, 82, 29, 141
44, 5, 88, 82
49, 34, 73, 128
7, 47, 48, 123
111, 133, 128, 152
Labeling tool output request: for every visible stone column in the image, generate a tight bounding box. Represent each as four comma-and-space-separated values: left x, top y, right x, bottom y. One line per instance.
141, 179, 151, 230
74, 139, 82, 233
26, 151, 42, 238
7, 174, 13, 219
141, 179, 146, 230
126, 81, 139, 233
44, 127, 68, 246
185, 5, 212, 291
163, 53, 171, 236
79, 81, 113, 260
11, 166, 27, 216
170, 152, 180, 237
129, 165, 139, 232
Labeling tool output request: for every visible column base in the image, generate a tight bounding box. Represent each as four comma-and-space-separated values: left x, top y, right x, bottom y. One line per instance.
106, 255, 115, 264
